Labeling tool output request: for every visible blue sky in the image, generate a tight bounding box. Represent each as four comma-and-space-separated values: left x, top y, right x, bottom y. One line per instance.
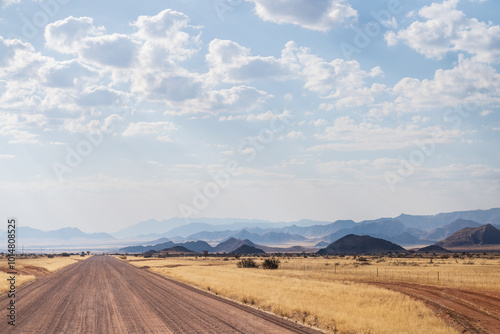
1, 0, 499, 233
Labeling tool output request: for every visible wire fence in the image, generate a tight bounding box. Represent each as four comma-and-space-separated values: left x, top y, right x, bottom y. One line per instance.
278, 258, 500, 291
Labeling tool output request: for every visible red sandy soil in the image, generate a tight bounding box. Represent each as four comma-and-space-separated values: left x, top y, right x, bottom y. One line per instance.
370, 281, 500, 334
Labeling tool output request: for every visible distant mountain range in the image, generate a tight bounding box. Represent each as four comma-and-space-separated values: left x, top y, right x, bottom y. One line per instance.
113, 218, 328, 239
15, 226, 115, 240
4, 208, 500, 251
119, 237, 315, 254
120, 222, 500, 255
390, 209, 500, 231
119, 240, 213, 253
114, 208, 500, 246
119, 237, 253, 254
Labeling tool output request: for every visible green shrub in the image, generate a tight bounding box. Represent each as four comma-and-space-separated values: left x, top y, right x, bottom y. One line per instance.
237, 258, 258, 268
262, 258, 280, 270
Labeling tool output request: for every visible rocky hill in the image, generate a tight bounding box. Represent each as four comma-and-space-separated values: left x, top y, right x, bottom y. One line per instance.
119, 241, 176, 253
424, 219, 481, 241
436, 224, 500, 248
161, 246, 196, 254
317, 234, 406, 255
417, 245, 451, 253
230, 245, 265, 254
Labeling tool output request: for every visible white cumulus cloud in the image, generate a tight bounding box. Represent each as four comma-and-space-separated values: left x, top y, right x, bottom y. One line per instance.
248, 0, 357, 31
386, 0, 500, 62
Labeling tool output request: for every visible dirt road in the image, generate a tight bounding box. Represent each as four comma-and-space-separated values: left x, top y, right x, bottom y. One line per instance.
371, 282, 500, 334
0, 255, 321, 334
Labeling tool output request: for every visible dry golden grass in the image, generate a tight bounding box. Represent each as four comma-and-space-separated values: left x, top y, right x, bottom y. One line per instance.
121, 256, 464, 334
15, 255, 87, 271
0, 272, 35, 295
0, 255, 89, 295
279, 255, 500, 291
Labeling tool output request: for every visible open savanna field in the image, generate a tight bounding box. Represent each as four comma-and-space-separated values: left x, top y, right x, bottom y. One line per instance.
120, 253, 500, 334
0, 254, 90, 295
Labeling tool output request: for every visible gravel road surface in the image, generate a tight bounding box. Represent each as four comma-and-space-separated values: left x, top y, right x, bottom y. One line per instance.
0, 255, 322, 334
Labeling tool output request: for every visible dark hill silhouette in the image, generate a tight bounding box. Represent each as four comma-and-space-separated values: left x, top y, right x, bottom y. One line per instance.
119, 241, 175, 253
179, 241, 214, 253
317, 234, 406, 255
254, 245, 316, 253
417, 245, 451, 253
436, 224, 500, 248
161, 246, 196, 253
230, 245, 265, 254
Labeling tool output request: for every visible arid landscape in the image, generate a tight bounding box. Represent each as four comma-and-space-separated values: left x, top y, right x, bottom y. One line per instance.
120, 253, 500, 334
2, 0, 500, 332
1, 251, 499, 333
2, 210, 500, 333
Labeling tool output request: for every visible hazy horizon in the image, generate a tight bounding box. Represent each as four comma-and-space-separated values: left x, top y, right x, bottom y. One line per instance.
2, 207, 499, 235
1, 0, 499, 233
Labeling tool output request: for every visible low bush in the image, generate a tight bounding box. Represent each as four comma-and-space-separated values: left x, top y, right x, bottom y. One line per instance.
262, 258, 280, 270
237, 258, 258, 268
